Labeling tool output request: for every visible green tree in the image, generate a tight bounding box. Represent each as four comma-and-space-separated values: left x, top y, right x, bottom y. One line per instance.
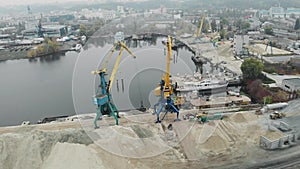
220, 29, 226, 39
241, 22, 250, 30
263, 96, 272, 104
264, 26, 274, 35
46, 39, 59, 53
234, 19, 243, 29
79, 24, 87, 36
295, 18, 300, 30
241, 58, 264, 81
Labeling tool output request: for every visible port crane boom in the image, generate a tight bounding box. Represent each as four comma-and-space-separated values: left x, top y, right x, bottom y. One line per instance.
92, 34, 135, 128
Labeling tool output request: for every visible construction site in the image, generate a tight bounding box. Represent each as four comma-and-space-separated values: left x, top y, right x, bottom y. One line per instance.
1, 13, 300, 169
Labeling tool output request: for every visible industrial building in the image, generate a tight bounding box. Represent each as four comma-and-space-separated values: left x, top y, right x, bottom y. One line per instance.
22, 25, 68, 39
260, 7, 300, 18
282, 78, 300, 93
0, 27, 17, 34
269, 6, 285, 18
286, 8, 300, 18
233, 34, 249, 56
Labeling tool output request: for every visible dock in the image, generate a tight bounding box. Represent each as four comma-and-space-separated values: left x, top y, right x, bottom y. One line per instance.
190, 95, 251, 109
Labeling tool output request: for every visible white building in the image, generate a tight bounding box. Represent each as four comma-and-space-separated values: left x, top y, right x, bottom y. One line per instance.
286, 8, 300, 18
233, 34, 249, 56
117, 6, 125, 14
269, 6, 285, 18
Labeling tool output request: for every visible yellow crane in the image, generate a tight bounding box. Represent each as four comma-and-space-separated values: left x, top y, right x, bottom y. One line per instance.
153, 35, 182, 123
92, 33, 136, 128
194, 15, 206, 38
154, 36, 173, 99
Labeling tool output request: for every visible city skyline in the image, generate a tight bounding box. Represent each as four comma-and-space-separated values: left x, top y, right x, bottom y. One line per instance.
0, 0, 149, 7
0, 0, 101, 7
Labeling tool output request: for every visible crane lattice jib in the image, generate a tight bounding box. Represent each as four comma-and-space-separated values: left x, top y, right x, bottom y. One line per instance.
108, 42, 135, 92
102, 44, 117, 70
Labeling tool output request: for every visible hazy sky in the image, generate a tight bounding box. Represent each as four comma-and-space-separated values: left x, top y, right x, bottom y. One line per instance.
0, 0, 92, 7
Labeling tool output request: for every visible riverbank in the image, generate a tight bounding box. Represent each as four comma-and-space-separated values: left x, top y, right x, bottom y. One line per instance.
0, 41, 80, 62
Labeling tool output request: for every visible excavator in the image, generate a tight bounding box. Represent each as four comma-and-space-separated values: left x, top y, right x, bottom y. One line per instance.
153, 35, 183, 123
92, 32, 136, 129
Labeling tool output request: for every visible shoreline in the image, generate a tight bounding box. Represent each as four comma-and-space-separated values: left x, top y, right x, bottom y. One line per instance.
0, 48, 79, 62
0, 41, 81, 62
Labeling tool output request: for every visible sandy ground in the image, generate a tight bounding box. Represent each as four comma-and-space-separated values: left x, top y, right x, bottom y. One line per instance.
252, 44, 292, 56
0, 110, 300, 169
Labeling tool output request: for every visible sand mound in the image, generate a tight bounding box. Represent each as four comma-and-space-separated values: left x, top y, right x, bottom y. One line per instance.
198, 122, 217, 144
242, 112, 258, 121
201, 135, 228, 151
230, 113, 247, 123
230, 112, 258, 123
41, 142, 105, 169
0, 128, 93, 169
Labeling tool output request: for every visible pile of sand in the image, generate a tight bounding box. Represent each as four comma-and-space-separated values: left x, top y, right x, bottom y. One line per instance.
230, 113, 247, 123
242, 112, 258, 121
89, 123, 176, 158
41, 142, 105, 169
201, 135, 228, 151
0, 127, 93, 169
230, 112, 257, 123
198, 122, 217, 144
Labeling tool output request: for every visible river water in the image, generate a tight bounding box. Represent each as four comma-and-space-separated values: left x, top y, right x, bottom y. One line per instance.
0, 53, 77, 126
0, 36, 200, 126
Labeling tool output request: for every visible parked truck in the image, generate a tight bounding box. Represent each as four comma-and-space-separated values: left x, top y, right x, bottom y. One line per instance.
270, 111, 286, 120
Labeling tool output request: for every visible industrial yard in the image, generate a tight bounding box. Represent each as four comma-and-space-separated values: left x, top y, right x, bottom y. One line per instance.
1, 0, 300, 169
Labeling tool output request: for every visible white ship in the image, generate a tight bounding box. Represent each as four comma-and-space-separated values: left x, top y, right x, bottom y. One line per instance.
172, 73, 228, 93
176, 79, 228, 92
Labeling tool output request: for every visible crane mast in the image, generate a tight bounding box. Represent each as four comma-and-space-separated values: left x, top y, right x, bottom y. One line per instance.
164, 36, 173, 98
